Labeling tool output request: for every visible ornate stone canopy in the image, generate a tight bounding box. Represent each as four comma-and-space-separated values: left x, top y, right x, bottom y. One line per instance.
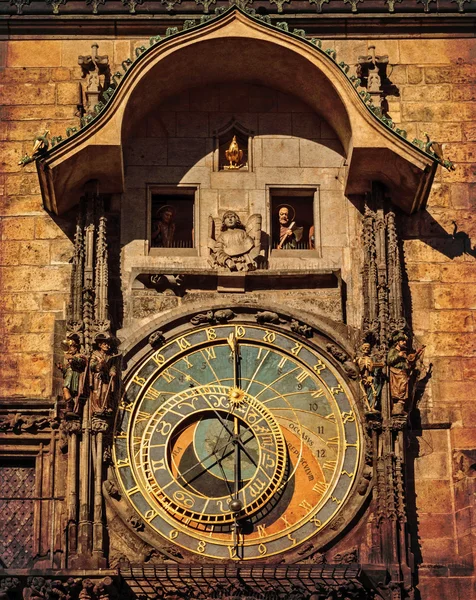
37, 7, 438, 216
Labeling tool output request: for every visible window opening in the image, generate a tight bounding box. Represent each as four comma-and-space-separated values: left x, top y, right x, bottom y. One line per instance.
271, 191, 315, 250
151, 193, 195, 249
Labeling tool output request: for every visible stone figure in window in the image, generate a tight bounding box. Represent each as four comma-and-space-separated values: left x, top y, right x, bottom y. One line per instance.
275, 205, 303, 250
57, 334, 87, 414
90, 334, 118, 415
355, 342, 384, 414
208, 211, 263, 271
152, 205, 176, 248
387, 332, 425, 415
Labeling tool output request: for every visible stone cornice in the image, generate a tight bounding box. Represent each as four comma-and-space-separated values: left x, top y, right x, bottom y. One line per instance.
1, 13, 476, 37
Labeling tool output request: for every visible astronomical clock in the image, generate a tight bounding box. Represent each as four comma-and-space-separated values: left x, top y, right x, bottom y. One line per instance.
113, 316, 363, 562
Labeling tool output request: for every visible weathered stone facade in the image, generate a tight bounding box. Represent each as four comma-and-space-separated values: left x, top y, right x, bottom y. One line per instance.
0, 4, 475, 599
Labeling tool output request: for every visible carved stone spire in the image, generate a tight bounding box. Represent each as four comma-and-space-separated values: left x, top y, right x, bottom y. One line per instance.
67, 208, 85, 345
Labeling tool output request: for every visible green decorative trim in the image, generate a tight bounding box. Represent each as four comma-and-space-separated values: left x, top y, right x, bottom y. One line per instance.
9, 0, 31, 15
343, 0, 363, 12
269, 0, 291, 13
45, 0, 66, 14
46, 6, 453, 171
121, 0, 144, 13
417, 0, 436, 11
308, 0, 330, 14
86, 0, 105, 13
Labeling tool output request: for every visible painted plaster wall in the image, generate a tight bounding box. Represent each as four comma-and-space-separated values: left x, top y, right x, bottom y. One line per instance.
0, 35, 475, 597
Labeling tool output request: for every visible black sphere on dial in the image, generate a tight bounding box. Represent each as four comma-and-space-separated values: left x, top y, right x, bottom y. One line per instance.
229, 499, 243, 513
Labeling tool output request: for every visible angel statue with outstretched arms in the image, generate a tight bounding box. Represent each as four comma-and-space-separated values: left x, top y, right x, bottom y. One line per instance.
208, 211, 263, 272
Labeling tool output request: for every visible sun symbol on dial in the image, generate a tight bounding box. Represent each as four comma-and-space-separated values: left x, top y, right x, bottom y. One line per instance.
228, 387, 247, 406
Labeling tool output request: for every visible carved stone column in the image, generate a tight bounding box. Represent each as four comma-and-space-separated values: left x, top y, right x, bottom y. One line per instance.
65, 182, 115, 568
360, 181, 414, 599
63, 415, 82, 557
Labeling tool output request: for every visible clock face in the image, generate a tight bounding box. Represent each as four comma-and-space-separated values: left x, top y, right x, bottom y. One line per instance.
113, 322, 361, 561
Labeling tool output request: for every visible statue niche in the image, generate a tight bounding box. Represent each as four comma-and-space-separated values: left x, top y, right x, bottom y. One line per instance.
208, 211, 263, 272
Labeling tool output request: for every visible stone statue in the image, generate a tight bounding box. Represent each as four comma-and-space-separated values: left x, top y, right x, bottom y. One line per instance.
275, 204, 303, 250
355, 342, 384, 413
387, 332, 425, 415
152, 205, 176, 248
208, 211, 263, 271
89, 334, 118, 416
57, 334, 87, 414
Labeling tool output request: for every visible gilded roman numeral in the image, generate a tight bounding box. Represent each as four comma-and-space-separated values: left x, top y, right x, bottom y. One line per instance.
161, 370, 175, 383
182, 356, 193, 369
136, 410, 152, 422
327, 436, 339, 447
311, 388, 325, 398
299, 499, 314, 512
144, 387, 160, 400
323, 460, 337, 471
257, 524, 267, 538
280, 515, 292, 527
205, 347, 216, 360
312, 481, 328, 495
296, 370, 309, 383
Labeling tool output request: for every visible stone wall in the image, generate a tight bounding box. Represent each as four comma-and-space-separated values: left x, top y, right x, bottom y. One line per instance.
0, 34, 475, 597
120, 82, 357, 329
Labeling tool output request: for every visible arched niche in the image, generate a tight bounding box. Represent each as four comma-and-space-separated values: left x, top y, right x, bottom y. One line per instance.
38, 8, 437, 216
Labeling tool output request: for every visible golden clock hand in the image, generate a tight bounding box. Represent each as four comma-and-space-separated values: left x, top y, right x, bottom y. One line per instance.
227, 331, 239, 389
227, 332, 244, 512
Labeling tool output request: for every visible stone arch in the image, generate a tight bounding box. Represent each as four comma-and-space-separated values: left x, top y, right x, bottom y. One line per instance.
38, 8, 437, 216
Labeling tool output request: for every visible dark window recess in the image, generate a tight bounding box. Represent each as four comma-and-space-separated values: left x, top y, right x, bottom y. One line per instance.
271, 193, 315, 250
151, 194, 194, 249
0, 459, 36, 568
